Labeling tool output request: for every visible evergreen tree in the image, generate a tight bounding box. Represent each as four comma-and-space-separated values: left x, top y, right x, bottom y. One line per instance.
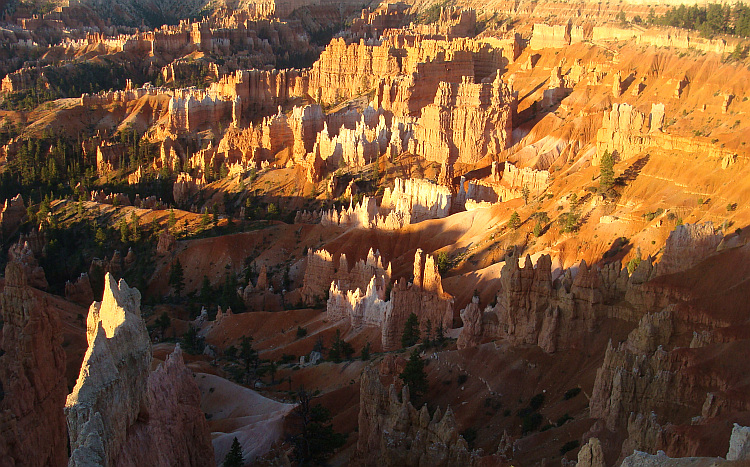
169, 259, 185, 296
599, 150, 615, 193
239, 335, 258, 374
399, 349, 428, 399
155, 312, 171, 339
360, 341, 371, 361
168, 208, 177, 229
119, 218, 130, 243
507, 211, 521, 230
200, 275, 213, 302
401, 313, 420, 348
222, 437, 243, 467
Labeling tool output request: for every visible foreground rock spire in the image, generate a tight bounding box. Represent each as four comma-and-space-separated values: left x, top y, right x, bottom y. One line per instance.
66, 273, 214, 466
0, 261, 67, 466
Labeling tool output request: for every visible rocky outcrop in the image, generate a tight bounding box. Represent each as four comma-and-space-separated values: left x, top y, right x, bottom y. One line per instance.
529, 22, 573, 50
456, 295, 482, 349
577, 437, 606, 467
66, 274, 213, 466
0, 261, 67, 467
66, 274, 153, 466
657, 222, 722, 276
156, 229, 177, 255
381, 178, 452, 223
113, 345, 215, 467
621, 423, 750, 465
7, 240, 48, 290
65, 273, 95, 307
326, 249, 452, 350
595, 103, 736, 164
589, 308, 676, 431
413, 72, 514, 165
355, 365, 477, 466
0, 194, 25, 240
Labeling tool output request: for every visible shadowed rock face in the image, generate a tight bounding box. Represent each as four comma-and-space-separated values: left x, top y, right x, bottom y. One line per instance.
66, 273, 214, 467
0, 261, 68, 467
355, 365, 477, 466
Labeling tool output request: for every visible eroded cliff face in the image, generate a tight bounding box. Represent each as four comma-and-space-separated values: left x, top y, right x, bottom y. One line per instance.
66, 273, 213, 467
0, 261, 67, 467
355, 365, 477, 466
458, 253, 639, 353
325, 248, 453, 350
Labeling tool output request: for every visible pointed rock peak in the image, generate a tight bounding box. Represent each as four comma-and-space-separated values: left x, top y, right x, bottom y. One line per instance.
432, 406, 443, 423
441, 405, 456, 426
524, 254, 533, 269
401, 384, 411, 405
99, 273, 141, 339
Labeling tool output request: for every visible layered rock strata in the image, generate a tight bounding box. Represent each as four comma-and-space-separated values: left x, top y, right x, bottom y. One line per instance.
0, 261, 67, 467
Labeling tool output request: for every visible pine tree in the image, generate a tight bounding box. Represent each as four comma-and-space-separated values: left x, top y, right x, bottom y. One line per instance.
169, 259, 185, 296
401, 313, 420, 348
360, 341, 371, 361
168, 208, 177, 229
599, 150, 615, 193
222, 437, 243, 467
508, 211, 521, 230
399, 349, 428, 399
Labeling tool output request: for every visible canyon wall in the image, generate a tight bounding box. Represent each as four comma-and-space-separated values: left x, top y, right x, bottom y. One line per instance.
66, 274, 213, 466
595, 103, 736, 164
0, 261, 67, 467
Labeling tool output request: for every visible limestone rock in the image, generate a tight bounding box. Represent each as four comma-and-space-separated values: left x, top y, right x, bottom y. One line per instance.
66, 274, 152, 466
7, 240, 48, 290
66, 274, 213, 466
0, 194, 25, 239
0, 261, 67, 467
355, 365, 477, 466
658, 222, 722, 276
577, 437, 606, 467
156, 229, 176, 255
456, 295, 483, 349
65, 273, 95, 307
113, 346, 215, 467
727, 424, 750, 461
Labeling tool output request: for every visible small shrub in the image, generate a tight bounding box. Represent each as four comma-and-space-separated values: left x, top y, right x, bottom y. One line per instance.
296, 326, 307, 339
529, 393, 545, 411
457, 374, 468, 385
563, 387, 581, 400
560, 440, 580, 455
522, 413, 543, 434
556, 413, 573, 426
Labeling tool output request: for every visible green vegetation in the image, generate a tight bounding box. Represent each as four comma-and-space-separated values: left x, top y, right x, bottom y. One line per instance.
416, 0, 451, 25
399, 349, 429, 399
563, 387, 581, 400
169, 259, 185, 296
222, 438, 244, 467
327, 329, 354, 362
507, 211, 521, 230
401, 312, 421, 348
653, 3, 750, 38
290, 388, 347, 464
599, 150, 615, 193
1, 61, 135, 111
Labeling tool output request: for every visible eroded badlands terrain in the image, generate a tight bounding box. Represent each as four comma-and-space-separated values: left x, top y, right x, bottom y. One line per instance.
1, 0, 750, 465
